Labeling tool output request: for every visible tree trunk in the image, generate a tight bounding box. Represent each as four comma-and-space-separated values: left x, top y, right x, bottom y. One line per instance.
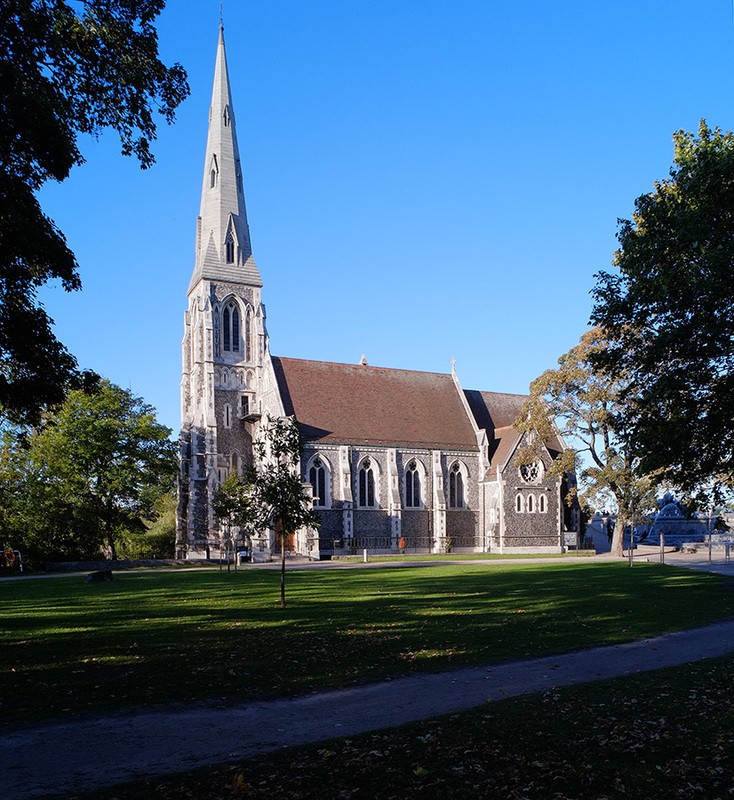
610, 512, 626, 558
278, 518, 286, 608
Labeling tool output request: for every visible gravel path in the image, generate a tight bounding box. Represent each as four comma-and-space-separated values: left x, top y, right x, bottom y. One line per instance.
3, 618, 734, 800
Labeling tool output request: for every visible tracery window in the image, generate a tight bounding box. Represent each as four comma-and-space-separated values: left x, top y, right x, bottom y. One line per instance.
309, 457, 326, 507
405, 460, 421, 508
449, 462, 465, 508
519, 461, 542, 484
358, 458, 376, 507
222, 302, 240, 353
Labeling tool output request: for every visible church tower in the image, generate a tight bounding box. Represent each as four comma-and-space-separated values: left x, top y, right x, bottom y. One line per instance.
177, 24, 268, 558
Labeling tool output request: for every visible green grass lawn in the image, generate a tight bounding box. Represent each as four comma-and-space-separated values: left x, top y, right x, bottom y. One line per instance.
83, 654, 734, 800
1, 562, 733, 728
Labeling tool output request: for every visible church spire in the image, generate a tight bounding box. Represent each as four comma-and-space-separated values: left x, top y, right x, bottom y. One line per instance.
189, 24, 262, 292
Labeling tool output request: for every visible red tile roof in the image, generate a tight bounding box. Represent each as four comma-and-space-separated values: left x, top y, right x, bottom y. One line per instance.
464, 390, 563, 470
272, 357, 479, 450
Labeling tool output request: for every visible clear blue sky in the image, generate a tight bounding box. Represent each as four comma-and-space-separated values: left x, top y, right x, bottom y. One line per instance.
38, 1, 734, 434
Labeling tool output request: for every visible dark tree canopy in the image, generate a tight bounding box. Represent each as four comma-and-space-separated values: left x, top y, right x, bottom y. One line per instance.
592, 121, 734, 492
0, 0, 188, 425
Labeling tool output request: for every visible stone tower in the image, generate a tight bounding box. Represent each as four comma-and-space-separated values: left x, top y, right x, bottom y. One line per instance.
176, 25, 268, 558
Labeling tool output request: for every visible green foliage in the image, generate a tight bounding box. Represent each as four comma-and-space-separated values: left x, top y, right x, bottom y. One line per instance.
214, 416, 320, 605
118, 491, 176, 559
592, 121, 734, 493
0, 1, 188, 425
0, 380, 177, 562
517, 329, 658, 556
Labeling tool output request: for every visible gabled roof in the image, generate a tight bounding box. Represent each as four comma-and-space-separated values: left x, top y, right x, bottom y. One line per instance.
464, 390, 564, 471
272, 357, 479, 450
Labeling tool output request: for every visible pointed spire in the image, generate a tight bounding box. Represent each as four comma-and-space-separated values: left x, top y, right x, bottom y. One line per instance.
189, 25, 262, 293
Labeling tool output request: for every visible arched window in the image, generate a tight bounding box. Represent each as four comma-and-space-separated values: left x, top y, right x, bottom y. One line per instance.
210, 169, 216, 188
225, 237, 235, 264
223, 404, 231, 429
309, 457, 326, 507
405, 460, 421, 508
449, 462, 465, 508
222, 302, 240, 353
539, 494, 547, 513
515, 493, 524, 513
358, 458, 376, 507
527, 494, 535, 513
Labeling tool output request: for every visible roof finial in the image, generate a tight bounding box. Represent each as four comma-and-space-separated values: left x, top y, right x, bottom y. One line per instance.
451, 356, 457, 373
359, 354, 368, 366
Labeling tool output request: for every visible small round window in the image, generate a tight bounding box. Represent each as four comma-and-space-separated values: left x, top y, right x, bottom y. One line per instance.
519, 462, 542, 484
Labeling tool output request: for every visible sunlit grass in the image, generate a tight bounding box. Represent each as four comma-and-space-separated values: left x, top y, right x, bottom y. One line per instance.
1, 562, 733, 728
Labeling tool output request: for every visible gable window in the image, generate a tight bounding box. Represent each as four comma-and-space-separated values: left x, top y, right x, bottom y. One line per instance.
515, 493, 524, 513
225, 237, 235, 264
309, 457, 326, 507
222, 302, 240, 353
405, 460, 421, 508
519, 461, 542, 484
449, 462, 465, 508
358, 458, 376, 507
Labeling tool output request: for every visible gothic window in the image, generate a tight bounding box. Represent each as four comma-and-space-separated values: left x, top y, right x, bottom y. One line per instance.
358, 458, 376, 508
527, 494, 535, 513
405, 460, 421, 508
309, 457, 327, 507
225, 237, 235, 264
519, 461, 542, 484
222, 302, 240, 353
449, 462, 465, 508
223, 404, 231, 429
210, 169, 217, 188
515, 493, 524, 513
539, 494, 547, 513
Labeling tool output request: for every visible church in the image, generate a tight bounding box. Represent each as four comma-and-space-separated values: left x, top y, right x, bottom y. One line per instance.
176, 26, 579, 561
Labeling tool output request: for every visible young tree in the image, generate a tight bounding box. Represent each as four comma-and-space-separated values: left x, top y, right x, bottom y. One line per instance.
255, 417, 320, 608
592, 121, 734, 494
0, 1, 188, 425
516, 329, 658, 558
25, 380, 178, 560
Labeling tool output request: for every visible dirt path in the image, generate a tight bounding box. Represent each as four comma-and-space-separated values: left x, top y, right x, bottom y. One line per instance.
3, 619, 734, 800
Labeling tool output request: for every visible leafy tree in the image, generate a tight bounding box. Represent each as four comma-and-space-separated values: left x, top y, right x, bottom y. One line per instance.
214, 417, 319, 607
254, 417, 320, 607
119, 490, 177, 559
0, 0, 188, 425
19, 380, 177, 561
516, 329, 658, 558
592, 121, 734, 494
